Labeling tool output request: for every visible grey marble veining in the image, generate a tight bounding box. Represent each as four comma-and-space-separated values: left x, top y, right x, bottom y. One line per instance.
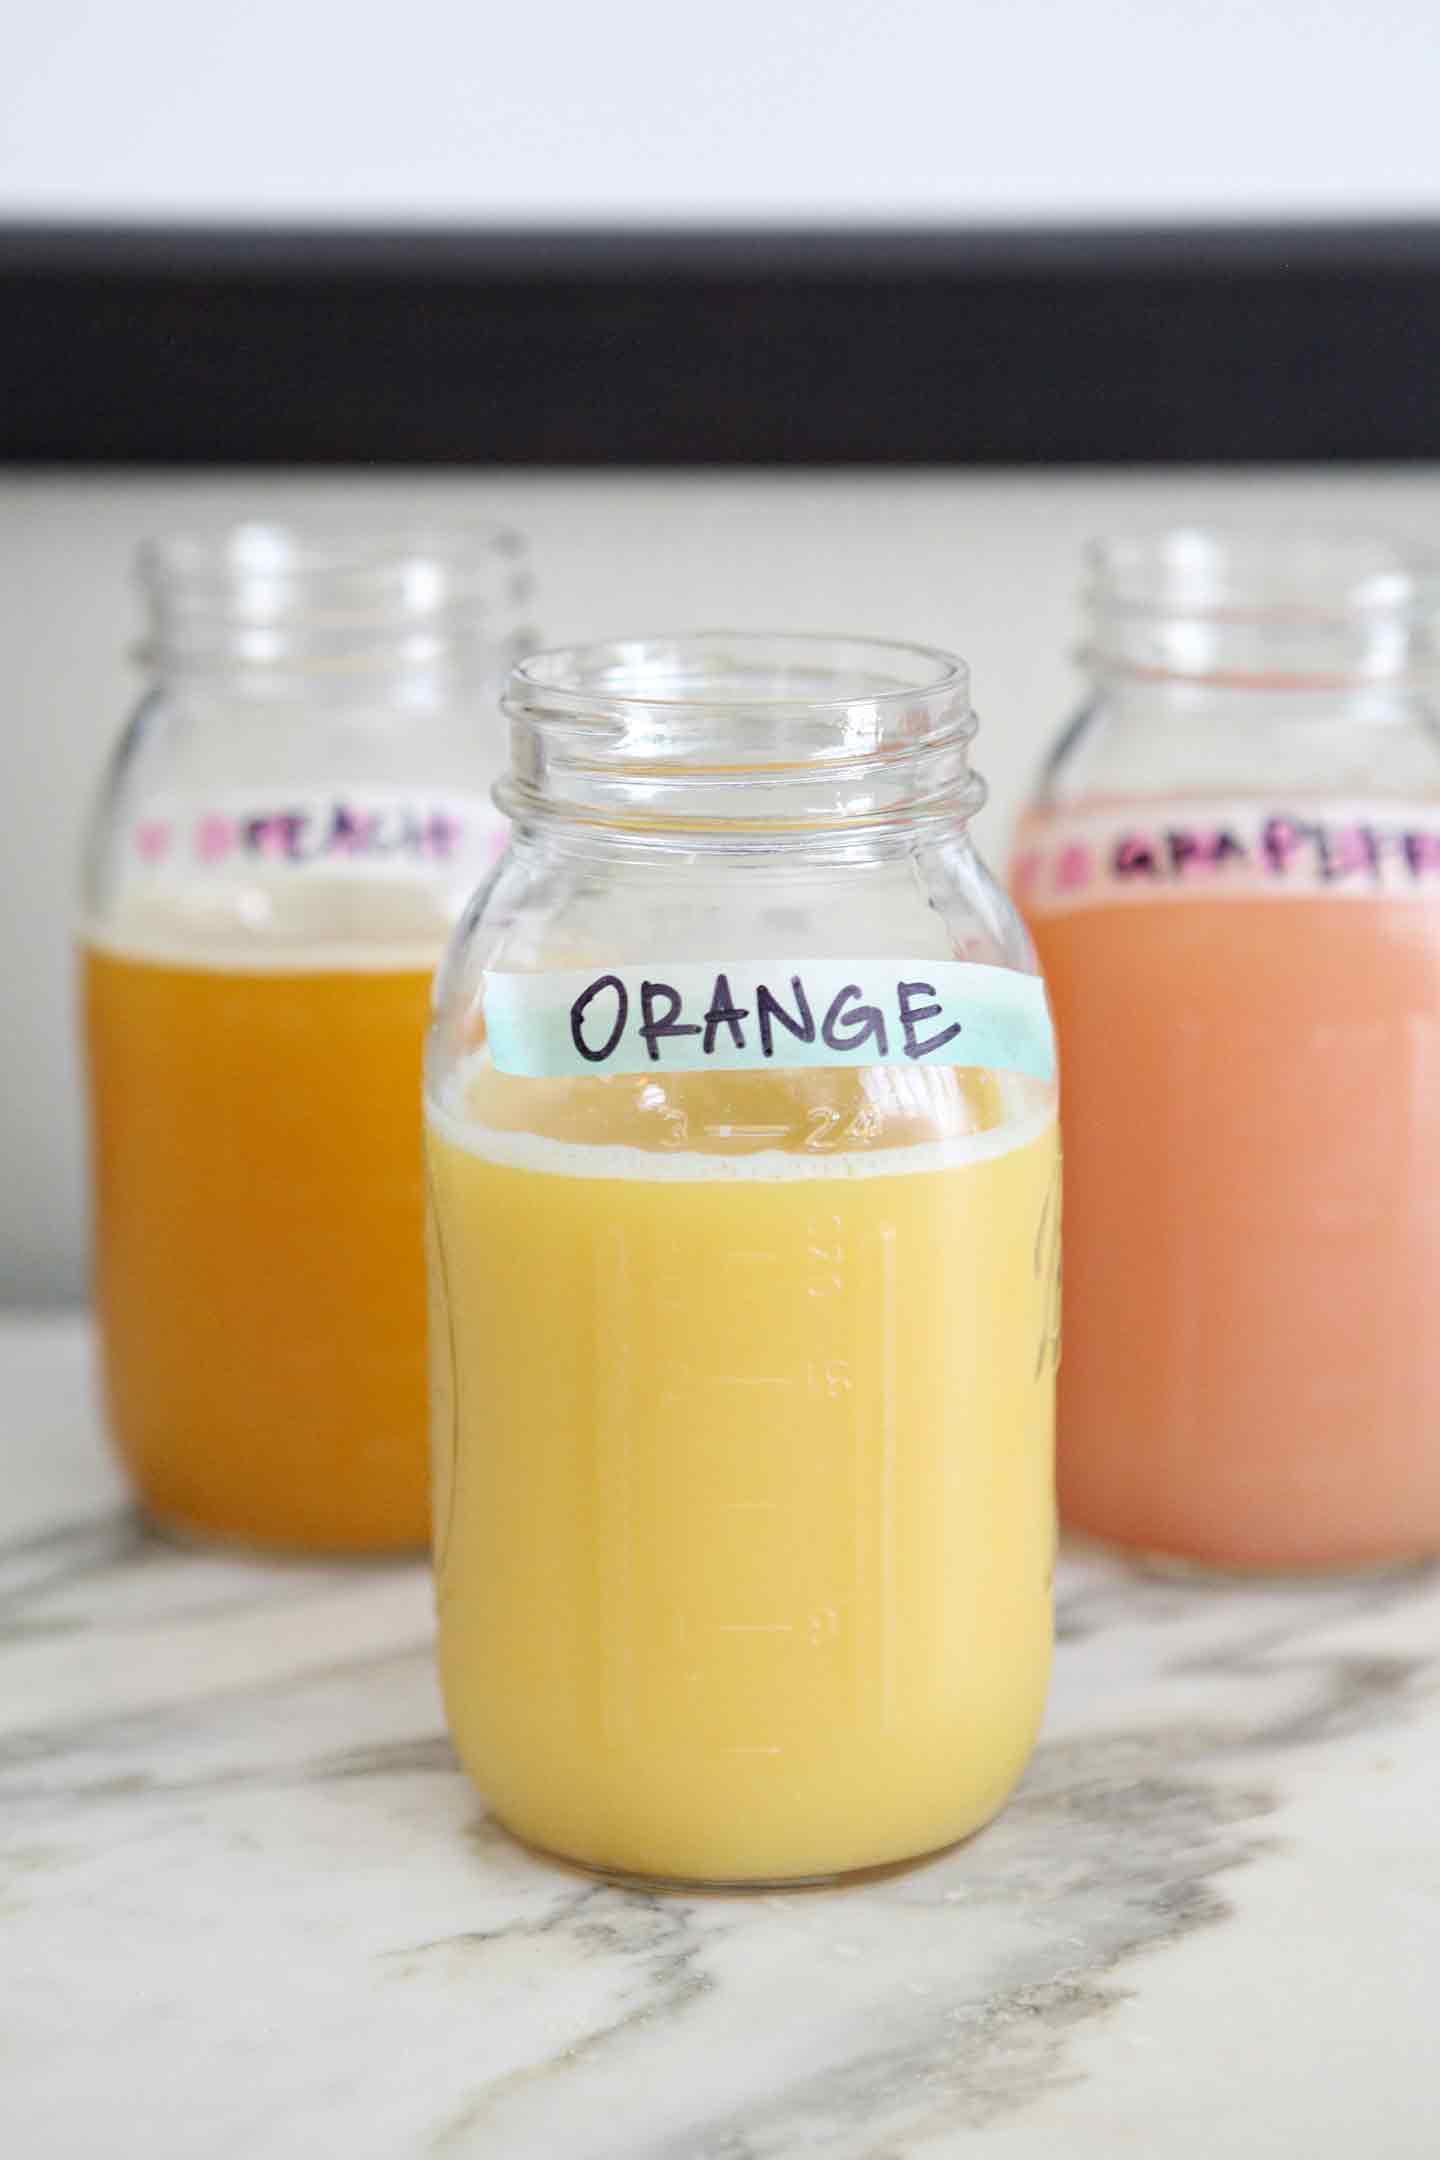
2, 1313, 1437, 2159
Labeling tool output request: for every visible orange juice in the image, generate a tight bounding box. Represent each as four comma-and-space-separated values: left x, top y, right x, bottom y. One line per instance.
84, 882, 450, 1551
1029, 891, 1440, 1570
425, 1061, 1059, 1885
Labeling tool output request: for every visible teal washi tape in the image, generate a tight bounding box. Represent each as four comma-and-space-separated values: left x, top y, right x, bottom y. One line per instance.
483, 959, 1055, 1083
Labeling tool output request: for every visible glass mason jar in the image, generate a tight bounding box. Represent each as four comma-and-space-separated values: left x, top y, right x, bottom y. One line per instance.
81, 523, 535, 1552
1012, 530, 1440, 1573
425, 633, 1060, 1887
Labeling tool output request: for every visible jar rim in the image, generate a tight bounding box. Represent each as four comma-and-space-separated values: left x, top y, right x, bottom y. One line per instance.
500, 631, 981, 844
138, 520, 528, 605
134, 519, 535, 686
508, 631, 969, 720
1087, 525, 1440, 624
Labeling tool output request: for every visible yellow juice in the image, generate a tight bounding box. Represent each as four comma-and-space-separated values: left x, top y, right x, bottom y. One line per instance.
426, 1065, 1059, 1886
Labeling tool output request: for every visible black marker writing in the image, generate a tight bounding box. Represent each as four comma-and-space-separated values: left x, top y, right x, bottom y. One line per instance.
570, 974, 629, 1063
821, 985, 888, 1057
756, 976, 816, 1059
1262, 815, 1307, 875
702, 973, 749, 1055
1404, 830, 1440, 876
1318, 823, 1381, 882
897, 979, 962, 1061
640, 981, 703, 1062
1113, 836, 1159, 878
546, 962, 1034, 1074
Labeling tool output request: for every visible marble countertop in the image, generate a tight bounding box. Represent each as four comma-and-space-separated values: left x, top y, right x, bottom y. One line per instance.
3, 1312, 1438, 2159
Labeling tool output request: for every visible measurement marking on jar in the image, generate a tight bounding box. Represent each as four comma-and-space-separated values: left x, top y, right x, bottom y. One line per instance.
717, 1622, 794, 1634
878, 1223, 898, 1733
710, 1373, 796, 1388
596, 1221, 638, 1749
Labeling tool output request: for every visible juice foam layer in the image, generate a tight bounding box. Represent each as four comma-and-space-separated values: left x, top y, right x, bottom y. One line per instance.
428, 1054, 1056, 1183
85, 877, 455, 974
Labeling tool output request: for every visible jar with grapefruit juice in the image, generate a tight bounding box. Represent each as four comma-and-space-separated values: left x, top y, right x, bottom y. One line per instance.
1013, 530, 1440, 1572
82, 525, 534, 1551
425, 634, 1060, 1886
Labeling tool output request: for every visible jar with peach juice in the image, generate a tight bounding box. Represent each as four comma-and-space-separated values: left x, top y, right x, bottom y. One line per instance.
425, 634, 1060, 1887
1013, 530, 1440, 1573
81, 524, 534, 1551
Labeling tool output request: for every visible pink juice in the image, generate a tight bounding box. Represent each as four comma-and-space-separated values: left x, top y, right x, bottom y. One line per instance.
1021, 810, 1440, 1569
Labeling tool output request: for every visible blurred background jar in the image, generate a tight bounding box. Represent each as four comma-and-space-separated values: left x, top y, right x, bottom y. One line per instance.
81, 524, 535, 1552
426, 633, 1059, 1886
1013, 530, 1440, 1572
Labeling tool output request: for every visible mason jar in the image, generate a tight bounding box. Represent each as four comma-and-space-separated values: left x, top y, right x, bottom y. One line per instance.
1012, 529, 1440, 1572
425, 632, 1060, 1886
81, 522, 535, 1552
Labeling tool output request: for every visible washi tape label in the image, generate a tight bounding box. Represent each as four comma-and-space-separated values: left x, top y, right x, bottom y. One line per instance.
1013, 799, 1440, 917
483, 960, 1055, 1081
125, 791, 507, 877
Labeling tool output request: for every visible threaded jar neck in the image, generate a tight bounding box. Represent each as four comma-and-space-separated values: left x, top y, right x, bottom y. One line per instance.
139, 523, 535, 694
498, 632, 985, 851
1084, 528, 1440, 691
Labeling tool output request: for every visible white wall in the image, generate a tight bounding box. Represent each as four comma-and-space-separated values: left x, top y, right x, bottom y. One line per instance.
7, 0, 1440, 225
6, 463, 1440, 1304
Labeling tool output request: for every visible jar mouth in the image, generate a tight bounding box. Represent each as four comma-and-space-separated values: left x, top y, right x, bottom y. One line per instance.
502, 631, 982, 843
138, 521, 535, 686
512, 631, 965, 715
1090, 527, 1437, 621
1085, 527, 1440, 688
140, 521, 529, 609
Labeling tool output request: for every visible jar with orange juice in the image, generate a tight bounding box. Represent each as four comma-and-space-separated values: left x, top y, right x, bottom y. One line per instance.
1013, 530, 1440, 1573
82, 524, 534, 1551
425, 634, 1060, 1886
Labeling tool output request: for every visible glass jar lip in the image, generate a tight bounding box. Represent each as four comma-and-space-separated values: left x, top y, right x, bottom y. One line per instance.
507, 631, 970, 718
1087, 525, 1440, 623
138, 520, 529, 608
500, 631, 981, 843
